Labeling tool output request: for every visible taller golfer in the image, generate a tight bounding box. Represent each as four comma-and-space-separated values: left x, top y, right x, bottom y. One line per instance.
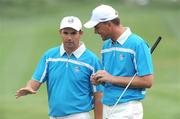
84, 4, 154, 119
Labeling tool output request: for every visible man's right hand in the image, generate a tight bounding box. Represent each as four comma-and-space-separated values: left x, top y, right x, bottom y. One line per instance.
15, 87, 37, 99
91, 74, 101, 85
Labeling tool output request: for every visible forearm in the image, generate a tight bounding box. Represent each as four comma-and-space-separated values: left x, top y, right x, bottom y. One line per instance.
26, 80, 41, 91
110, 74, 153, 88
94, 92, 103, 119
16, 80, 41, 98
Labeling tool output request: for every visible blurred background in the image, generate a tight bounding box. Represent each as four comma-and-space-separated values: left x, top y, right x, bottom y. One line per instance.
0, 0, 180, 119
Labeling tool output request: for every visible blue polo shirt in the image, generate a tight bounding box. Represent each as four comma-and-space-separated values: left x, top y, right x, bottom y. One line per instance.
101, 28, 153, 106
32, 43, 103, 117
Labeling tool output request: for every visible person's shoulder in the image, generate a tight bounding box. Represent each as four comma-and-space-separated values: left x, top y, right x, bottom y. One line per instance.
102, 38, 111, 48
44, 46, 60, 57
104, 38, 111, 44
83, 49, 101, 65
128, 34, 150, 49
128, 34, 146, 44
84, 49, 99, 59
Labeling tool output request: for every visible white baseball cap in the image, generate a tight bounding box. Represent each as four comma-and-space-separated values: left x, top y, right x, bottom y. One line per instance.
60, 16, 82, 31
84, 4, 118, 28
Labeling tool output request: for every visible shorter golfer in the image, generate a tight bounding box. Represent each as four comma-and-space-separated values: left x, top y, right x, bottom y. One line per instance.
16, 16, 103, 119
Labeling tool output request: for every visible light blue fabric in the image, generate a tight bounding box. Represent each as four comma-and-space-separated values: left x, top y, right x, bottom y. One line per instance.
101, 34, 153, 106
32, 45, 103, 117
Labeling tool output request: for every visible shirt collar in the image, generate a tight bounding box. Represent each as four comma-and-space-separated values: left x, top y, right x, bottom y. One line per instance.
116, 27, 132, 45
60, 41, 86, 59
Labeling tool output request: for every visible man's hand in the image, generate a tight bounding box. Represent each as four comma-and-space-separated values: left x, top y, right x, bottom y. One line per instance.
91, 74, 101, 85
91, 70, 114, 85
15, 87, 37, 99
15, 80, 41, 99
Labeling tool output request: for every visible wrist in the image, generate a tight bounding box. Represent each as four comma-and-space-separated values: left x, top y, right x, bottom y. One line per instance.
110, 76, 115, 84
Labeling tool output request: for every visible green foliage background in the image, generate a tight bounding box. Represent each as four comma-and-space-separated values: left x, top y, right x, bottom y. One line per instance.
0, 0, 180, 119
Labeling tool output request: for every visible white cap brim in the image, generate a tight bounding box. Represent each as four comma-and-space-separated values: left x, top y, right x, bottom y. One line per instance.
84, 20, 99, 28
60, 25, 80, 31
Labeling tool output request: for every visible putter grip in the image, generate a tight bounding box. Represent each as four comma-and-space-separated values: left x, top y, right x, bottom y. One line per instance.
150, 36, 162, 54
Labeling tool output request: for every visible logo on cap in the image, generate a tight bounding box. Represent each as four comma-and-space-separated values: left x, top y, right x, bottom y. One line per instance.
67, 18, 74, 24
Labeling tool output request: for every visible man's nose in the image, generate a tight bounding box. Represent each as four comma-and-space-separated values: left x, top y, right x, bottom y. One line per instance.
66, 34, 72, 39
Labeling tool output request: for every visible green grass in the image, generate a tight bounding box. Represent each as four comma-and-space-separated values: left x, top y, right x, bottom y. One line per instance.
0, 0, 180, 119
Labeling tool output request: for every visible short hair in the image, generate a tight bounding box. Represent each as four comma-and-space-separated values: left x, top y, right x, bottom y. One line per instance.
110, 17, 120, 26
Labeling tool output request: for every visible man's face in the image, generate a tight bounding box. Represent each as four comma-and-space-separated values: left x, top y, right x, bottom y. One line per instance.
94, 22, 111, 41
60, 28, 82, 51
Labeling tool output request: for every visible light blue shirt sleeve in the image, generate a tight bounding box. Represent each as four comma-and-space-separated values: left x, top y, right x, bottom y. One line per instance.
93, 57, 104, 92
32, 53, 48, 83
136, 42, 153, 76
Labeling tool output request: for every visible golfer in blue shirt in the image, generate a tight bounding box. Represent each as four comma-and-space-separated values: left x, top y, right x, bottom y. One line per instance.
84, 5, 154, 119
16, 16, 103, 119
